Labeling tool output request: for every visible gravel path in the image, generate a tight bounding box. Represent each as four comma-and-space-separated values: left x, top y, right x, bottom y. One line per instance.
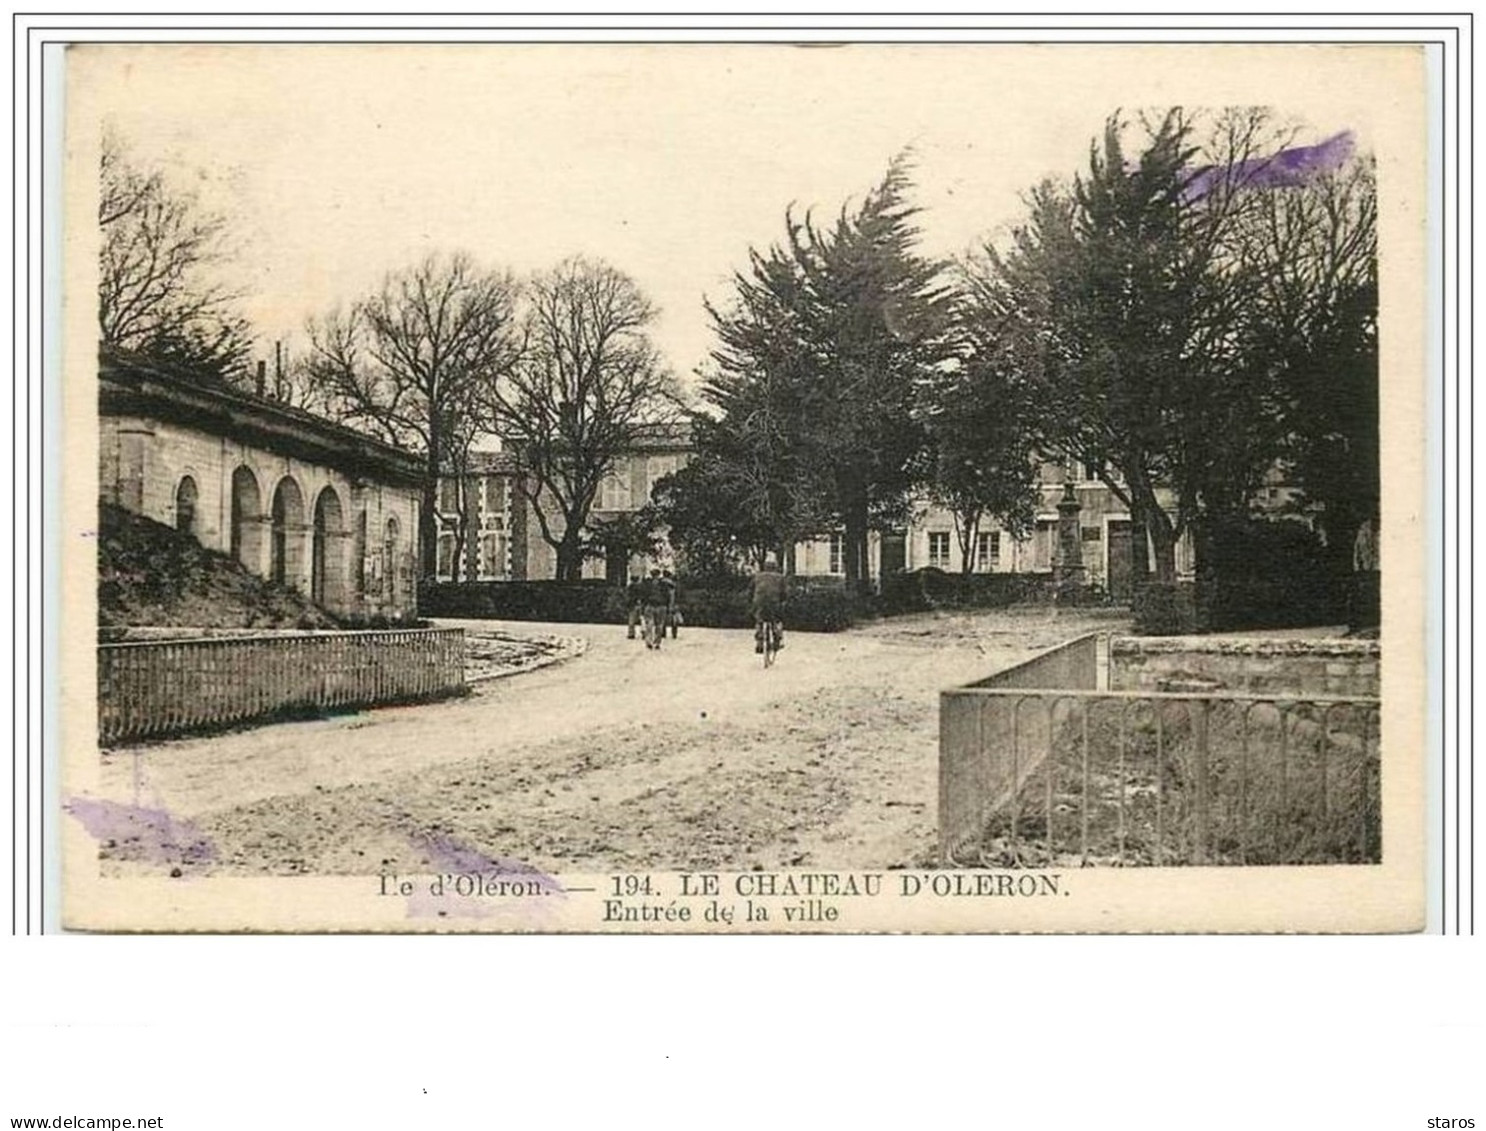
94, 609, 1125, 876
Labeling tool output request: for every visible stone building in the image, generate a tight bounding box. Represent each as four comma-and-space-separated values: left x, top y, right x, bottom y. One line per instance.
578, 422, 691, 582
98, 347, 424, 621
431, 421, 1212, 597
434, 450, 522, 582
433, 422, 692, 583
794, 457, 1195, 599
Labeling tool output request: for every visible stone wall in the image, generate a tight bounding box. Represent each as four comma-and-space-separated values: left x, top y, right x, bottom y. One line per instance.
1109, 636, 1380, 697
99, 413, 422, 622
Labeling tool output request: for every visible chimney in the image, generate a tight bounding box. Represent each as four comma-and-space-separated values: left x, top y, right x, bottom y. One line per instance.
255, 360, 266, 397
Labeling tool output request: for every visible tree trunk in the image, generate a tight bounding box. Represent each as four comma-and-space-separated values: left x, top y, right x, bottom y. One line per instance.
1191, 519, 1218, 633
420, 416, 442, 579
419, 472, 439, 580
1127, 515, 1149, 593
957, 512, 980, 576
1147, 515, 1178, 585
844, 510, 869, 591
460, 475, 483, 582
1127, 475, 1177, 585
839, 469, 870, 593
555, 528, 585, 581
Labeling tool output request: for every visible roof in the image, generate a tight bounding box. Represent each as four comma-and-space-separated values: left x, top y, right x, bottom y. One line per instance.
460, 450, 520, 475
473, 419, 695, 474
98, 345, 427, 489
627, 419, 693, 451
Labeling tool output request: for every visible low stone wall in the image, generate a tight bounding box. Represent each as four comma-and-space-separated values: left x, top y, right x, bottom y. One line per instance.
98, 628, 466, 745
940, 634, 1101, 860
1109, 636, 1380, 697
962, 632, 1101, 691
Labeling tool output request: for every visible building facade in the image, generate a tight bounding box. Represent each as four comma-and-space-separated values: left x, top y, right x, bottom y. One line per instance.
433, 423, 692, 584
433, 425, 1208, 598
792, 456, 1195, 599
434, 450, 521, 582
99, 348, 424, 622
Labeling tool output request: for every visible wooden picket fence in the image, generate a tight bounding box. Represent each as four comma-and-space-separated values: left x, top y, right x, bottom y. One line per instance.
97, 629, 466, 744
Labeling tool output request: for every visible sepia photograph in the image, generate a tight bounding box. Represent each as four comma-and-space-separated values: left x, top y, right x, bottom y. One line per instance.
59, 41, 1428, 932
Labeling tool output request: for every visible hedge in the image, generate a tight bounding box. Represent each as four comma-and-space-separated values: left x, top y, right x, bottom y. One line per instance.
1131, 581, 1199, 636
877, 568, 1103, 615
421, 577, 865, 633
419, 580, 627, 625
1197, 520, 1352, 632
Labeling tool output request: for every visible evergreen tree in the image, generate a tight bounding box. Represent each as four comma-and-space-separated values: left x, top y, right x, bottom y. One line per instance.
700, 154, 955, 588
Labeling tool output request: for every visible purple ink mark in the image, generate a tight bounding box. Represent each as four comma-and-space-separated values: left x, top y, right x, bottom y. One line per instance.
404, 833, 566, 920
66, 797, 216, 868
1184, 131, 1356, 203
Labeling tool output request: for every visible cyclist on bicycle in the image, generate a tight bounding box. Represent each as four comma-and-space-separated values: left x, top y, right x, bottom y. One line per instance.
750, 558, 787, 655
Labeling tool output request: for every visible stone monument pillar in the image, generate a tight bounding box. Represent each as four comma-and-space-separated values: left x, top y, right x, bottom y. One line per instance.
1054, 482, 1086, 601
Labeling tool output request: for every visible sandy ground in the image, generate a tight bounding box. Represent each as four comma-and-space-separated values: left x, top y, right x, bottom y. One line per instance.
94, 608, 1126, 876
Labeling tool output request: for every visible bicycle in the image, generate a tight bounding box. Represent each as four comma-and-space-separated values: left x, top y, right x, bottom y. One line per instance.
760, 618, 783, 668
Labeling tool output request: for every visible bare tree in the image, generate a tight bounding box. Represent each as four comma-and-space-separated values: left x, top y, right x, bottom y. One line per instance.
304, 253, 524, 578
442, 409, 484, 583
98, 128, 253, 381
486, 256, 677, 581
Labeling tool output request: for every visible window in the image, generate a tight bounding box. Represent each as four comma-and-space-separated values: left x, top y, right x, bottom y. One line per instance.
1033, 520, 1056, 570
483, 476, 506, 517
600, 467, 632, 511
829, 533, 844, 575
928, 531, 952, 569
384, 516, 401, 598
645, 455, 680, 500
175, 475, 198, 537
437, 533, 454, 579
439, 477, 459, 514
270, 477, 305, 587
1083, 459, 1103, 482
230, 466, 261, 568
1081, 525, 1103, 543
976, 531, 1000, 571
354, 511, 368, 597
481, 532, 508, 578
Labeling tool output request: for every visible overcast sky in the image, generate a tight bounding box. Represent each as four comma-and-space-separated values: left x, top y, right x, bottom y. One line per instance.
69, 43, 1408, 390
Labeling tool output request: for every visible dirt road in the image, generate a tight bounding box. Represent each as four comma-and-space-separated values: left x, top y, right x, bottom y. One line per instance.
95, 608, 1124, 876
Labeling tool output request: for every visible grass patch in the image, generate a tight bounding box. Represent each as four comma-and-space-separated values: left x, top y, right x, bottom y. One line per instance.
973, 698, 1380, 867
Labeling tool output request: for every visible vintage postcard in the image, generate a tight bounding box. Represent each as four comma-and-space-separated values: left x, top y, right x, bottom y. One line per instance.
60, 41, 1429, 932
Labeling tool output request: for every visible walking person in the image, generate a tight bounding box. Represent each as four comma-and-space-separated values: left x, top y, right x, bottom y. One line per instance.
1349, 512, 1380, 635
625, 572, 644, 641
661, 568, 680, 639
642, 568, 669, 650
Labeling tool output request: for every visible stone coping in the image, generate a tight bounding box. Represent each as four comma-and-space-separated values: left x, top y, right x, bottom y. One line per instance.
1111, 635, 1379, 657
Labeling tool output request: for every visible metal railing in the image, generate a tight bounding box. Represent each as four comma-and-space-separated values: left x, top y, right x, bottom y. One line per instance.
940, 636, 1382, 867
97, 628, 466, 745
